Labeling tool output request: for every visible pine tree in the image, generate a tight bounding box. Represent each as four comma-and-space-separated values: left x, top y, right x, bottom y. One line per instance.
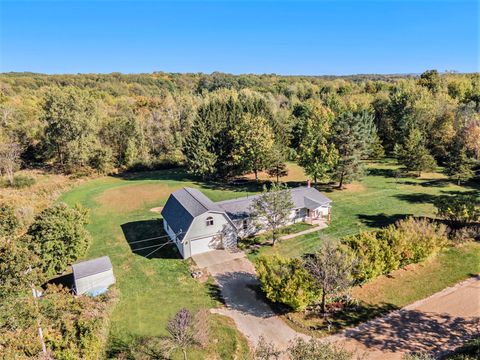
445, 135, 475, 185
332, 111, 377, 189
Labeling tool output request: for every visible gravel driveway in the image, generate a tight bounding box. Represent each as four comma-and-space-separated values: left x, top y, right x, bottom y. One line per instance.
193, 250, 309, 350
194, 250, 479, 358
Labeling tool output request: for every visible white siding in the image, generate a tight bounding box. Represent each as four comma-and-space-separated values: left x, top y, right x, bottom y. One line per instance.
75, 270, 115, 295
163, 218, 185, 258
184, 212, 233, 257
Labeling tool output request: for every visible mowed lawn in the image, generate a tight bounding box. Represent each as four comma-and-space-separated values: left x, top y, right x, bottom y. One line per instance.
59, 161, 479, 349
59, 169, 254, 358
254, 161, 479, 258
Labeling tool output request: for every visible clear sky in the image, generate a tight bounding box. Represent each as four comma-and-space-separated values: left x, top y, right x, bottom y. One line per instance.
0, 0, 478, 75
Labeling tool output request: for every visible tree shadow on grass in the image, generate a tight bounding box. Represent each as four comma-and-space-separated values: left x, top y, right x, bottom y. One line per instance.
206, 281, 225, 305
121, 219, 181, 259
304, 302, 398, 334
367, 168, 401, 178
394, 193, 441, 204
357, 213, 412, 229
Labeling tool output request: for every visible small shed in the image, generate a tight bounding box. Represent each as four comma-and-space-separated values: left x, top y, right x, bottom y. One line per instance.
72, 256, 115, 296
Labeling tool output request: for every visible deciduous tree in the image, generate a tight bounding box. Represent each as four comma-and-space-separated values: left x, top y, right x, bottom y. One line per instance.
303, 240, 356, 313
394, 125, 436, 176
250, 183, 294, 245
230, 114, 275, 181
27, 203, 91, 276
297, 103, 338, 185
0, 142, 21, 185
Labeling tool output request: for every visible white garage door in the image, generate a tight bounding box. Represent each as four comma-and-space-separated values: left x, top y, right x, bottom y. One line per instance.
190, 236, 217, 255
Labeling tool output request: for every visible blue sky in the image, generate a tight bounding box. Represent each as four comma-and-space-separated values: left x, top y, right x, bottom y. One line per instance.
0, 1, 478, 75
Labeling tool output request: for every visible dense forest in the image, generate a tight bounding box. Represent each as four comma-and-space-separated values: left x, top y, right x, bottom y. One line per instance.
0, 70, 478, 184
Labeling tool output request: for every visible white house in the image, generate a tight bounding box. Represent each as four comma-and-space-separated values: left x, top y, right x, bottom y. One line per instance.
161, 186, 332, 259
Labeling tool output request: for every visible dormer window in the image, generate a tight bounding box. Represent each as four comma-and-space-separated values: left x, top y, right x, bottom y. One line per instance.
206, 217, 214, 226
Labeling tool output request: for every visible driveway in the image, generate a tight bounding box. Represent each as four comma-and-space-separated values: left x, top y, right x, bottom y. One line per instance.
195, 250, 479, 357
193, 250, 309, 350
329, 276, 480, 359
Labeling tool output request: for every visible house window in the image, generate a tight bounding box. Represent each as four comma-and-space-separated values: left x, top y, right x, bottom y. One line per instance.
206, 217, 214, 226
242, 219, 248, 230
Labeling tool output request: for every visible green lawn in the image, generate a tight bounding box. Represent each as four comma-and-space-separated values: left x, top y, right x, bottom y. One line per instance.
285, 242, 480, 336
59, 162, 479, 352
252, 161, 478, 259
59, 169, 254, 359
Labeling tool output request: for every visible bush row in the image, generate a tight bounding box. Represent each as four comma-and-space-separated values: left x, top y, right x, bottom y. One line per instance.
343, 217, 449, 284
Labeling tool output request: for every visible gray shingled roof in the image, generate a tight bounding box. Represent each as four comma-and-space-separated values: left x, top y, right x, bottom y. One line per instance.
161, 187, 223, 240
161, 186, 332, 235
72, 256, 112, 280
216, 187, 331, 219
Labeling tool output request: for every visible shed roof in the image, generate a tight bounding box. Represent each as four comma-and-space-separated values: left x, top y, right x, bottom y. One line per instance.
72, 256, 113, 281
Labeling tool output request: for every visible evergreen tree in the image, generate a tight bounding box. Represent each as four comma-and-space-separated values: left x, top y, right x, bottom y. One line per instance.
332, 111, 377, 189
394, 125, 436, 176
183, 90, 274, 179
297, 103, 338, 185
445, 135, 475, 185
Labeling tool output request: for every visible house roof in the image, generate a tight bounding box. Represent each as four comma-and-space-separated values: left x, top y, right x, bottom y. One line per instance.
161, 187, 223, 240
72, 256, 112, 281
216, 186, 331, 219
161, 186, 332, 234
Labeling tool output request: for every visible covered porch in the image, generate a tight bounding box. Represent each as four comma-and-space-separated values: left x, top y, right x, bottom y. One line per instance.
305, 203, 331, 225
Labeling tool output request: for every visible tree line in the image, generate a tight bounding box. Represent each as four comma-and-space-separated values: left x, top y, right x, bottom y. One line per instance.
0, 70, 478, 186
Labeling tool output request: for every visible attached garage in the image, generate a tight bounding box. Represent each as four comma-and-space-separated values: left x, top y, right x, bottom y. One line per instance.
190, 235, 221, 256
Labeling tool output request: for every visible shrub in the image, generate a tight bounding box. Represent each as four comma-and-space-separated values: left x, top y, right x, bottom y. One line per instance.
0, 175, 36, 189
255, 255, 318, 311
26, 202, 91, 276
393, 217, 448, 263
434, 193, 480, 228
40, 285, 117, 360
0, 204, 19, 237
343, 231, 386, 282
343, 217, 449, 283
288, 338, 353, 360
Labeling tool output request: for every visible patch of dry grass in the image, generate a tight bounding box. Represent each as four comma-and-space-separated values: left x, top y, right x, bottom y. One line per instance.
244, 161, 308, 183
95, 183, 180, 213
0, 169, 85, 225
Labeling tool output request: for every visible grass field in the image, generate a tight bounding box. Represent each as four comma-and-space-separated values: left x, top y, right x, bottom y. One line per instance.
59, 170, 254, 359
252, 161, 479, 259
58, 160, 479, 353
